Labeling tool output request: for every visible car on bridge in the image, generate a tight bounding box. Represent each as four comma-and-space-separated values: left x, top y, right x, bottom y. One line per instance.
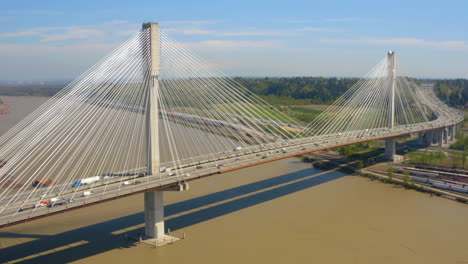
32, 179, 52, 188
82, 191, 93, 197
18, 204, 34, 212
48, 199, 68, 208
34, 200, 50, 208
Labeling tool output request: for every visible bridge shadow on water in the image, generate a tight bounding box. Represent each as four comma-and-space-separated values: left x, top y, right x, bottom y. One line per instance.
0, 166, 347, 263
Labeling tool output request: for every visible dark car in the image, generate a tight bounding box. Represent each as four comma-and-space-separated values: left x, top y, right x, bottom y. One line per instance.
48, 199, 67, 208
18, 204, 34, 212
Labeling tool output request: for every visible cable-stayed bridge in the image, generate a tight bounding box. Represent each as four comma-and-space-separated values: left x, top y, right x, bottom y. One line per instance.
0, 23, 463, 242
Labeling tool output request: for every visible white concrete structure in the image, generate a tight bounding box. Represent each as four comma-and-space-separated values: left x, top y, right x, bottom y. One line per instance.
384, 51, 397, 160
142, 22, 164, 239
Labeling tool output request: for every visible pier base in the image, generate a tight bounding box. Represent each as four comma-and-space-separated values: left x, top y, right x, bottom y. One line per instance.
142, 235, 180, 247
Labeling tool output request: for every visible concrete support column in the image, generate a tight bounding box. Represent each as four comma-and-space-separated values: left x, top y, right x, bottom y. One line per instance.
438, 129, 443, 147
451, 125, 455, 141
422, 131, 431, 147
417, 132, 424, 146
384, 138, 396, 160
144, 190, 164, 238
443, 127, 449, 145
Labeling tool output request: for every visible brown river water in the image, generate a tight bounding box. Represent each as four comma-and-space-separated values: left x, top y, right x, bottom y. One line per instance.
1, 96, 468, 264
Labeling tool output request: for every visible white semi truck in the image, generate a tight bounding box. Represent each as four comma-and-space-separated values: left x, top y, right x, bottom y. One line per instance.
72, 176, 100, 187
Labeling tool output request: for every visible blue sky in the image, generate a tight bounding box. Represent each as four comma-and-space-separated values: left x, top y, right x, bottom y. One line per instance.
0, 0, 467, 81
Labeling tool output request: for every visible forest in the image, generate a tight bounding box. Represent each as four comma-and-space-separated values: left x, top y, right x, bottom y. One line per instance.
434, 79, 468, 107
1, 77, 467, 109
235, 77, 359, 105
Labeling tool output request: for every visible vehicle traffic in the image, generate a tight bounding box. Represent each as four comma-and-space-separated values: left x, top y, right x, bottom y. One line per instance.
32, 179, 52, 188
72, 176, 100, 187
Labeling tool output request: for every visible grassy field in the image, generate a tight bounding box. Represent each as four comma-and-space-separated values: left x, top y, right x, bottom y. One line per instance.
293, 104, 330, 111
212, 102, 298, 123
211, 102, 327, 126
280, 106, 322, 124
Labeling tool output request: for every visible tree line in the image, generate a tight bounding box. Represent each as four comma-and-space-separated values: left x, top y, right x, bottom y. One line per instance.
434, 79, 468, 107
235, 77, 359, 105
0, 85, 63, 97
1, 78, 467, 108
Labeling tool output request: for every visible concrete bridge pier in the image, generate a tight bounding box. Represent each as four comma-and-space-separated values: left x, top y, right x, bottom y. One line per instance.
450, 125, 455, 141
443, 127, 449, 145
422, 131, 431, 146
384, 138, 396, 161
438, 129, 444, 147
431, 130, 438, 146
144, 191, 165, 238
417, 132, 425, 146
423, 131, 432, 146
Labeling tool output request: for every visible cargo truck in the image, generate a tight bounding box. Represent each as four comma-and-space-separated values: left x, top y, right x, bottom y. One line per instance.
72, 176, 100, 187
32, 179, 52, 188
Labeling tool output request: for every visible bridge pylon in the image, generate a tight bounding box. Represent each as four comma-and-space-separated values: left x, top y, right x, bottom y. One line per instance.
141, 22, 184, 246
142, 22, 165, 240
384, 51, 397, 161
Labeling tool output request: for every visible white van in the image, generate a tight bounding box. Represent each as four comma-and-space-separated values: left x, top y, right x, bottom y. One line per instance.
83, 191, 93, 197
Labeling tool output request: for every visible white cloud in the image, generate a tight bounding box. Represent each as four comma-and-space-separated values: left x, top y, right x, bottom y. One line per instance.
162, 20, 220, 26
196, 40, 281, 49
182, 29, 213, 35
1, 30, 41, 37
0, 21, 138, 43
0, 42, 120, 80
221, 31, 286, 36
40, 28, 104, 42
321, 37, 468, 51
162, 28, 213, 35
286, 17, 360, 23
218, 27, 331, 37
297, 27, 330, 32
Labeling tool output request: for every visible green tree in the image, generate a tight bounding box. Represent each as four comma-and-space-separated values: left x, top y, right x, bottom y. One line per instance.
357, 160, 364, 171
403, 171, 411, 185
388, 167, 394, 181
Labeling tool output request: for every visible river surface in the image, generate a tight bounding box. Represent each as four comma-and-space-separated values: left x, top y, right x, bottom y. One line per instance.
1, 96, 468, 264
